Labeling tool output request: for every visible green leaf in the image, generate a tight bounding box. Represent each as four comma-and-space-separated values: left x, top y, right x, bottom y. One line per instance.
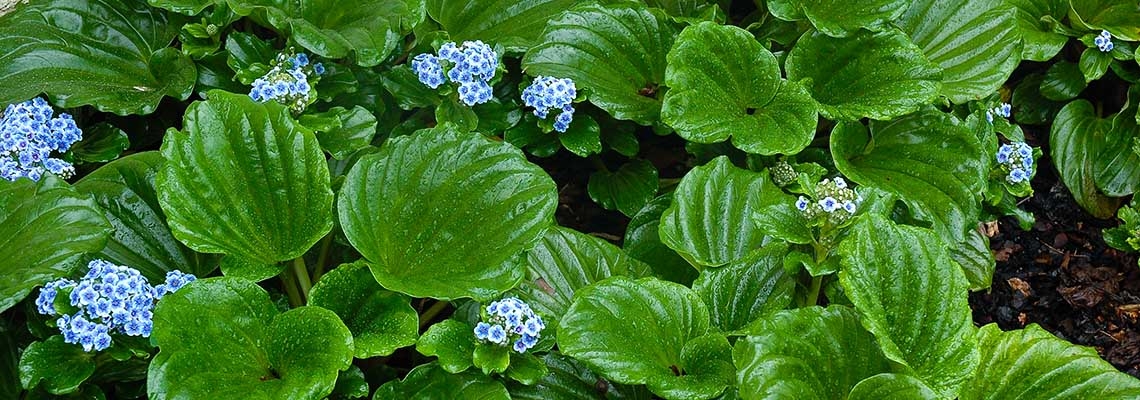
949, 227, 996, 291
559, 115, 602, 157
436, 98, 479, 133
380, 65, 441, 110
506, 354, 612, 399
517, 227, 650, 322
300, 106, 378, 160
75, 152, 220, 282
331, 365, 369, 399
766, 0, 906, 37
473, 344, 511, 375
148, 277, 354, 400
588, 159, 659, 217
427, 0, 589, 51
19, 336, 96, 395
506, 352, 549, 385
416, 319, 477, 373
0, 176, 111, 313
785, 29, 942, 120
624, 196, 698, 284
1040, 61, 1086, 101
70, 124, 130, 164
1069, 0, 1140, 41
559, 276, 729, 399
848, 373, 939, 400
522, 3, 677, 125
1094, 85, 1140, 197
309, 262, 419, 358
225, 31, 275, 85
837, 215, 979, 397
218, 255, 285, 282
1007, 0, 1068, 61
662, 22, 816, 155
0, 0, 196, 115
651, 333, 735, 400
659, 157, 783, 267
751, 200, 813, 245
148, 0, 214, 15
734, 306, 891, 400
157, 91, 334, 265
896, 0, 1021, 103
692, 244, 794, 333
960, 324, 1140, 399
1050, 100, 1119, 218
1079, 48, 1113, 82
1012, 73, 1065, 125
339, 128, 556, 300
831, 109, 987, 242
226, 0, 423, 67
373, 362, 509, 400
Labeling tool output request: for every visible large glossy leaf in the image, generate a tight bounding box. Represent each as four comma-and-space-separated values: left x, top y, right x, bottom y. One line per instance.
157, 91, 334, 265
1050, 100, 1119, 218
506, 354, 609, 400
692, 244, 794, 333
831, 109, 987, 242
961, 324, 1140, 399
0, 176, 111, 314
148, 0, 213, 15
559, 276, 732, 400
0, 0, 196, 115
426, 0, 590, 51
1094, 85, 1140, 196
18, 336, 96, 395
373, 362, 509, 400
309, 262, 419, 358
733, 306, 892, 400
1069, 0, 1140, 41
1007, 0, 1068, 61
662, 22, 816, 155
624, 196, 698, 284
766, 0, 906, 37
338, 128, 557, 300
522, 3, 677, 125
847, 374, 939, 400
837, 215, 979, 397
785, 29, 942, 120
896, 0, 1022, 103
516, 227, 651, 322
949, 227, 996, 291
148, 277, 354, 400
75, 152, 219, 282
659, 157, 783, 267
226, 0, 424, 67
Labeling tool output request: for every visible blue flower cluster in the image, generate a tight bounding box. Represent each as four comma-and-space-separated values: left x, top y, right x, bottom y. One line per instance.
250, 51, 325, 113
0, 97, 82, 182
473, 297, 545, 353
986, 103, 1011, 123
522, 76, 577, 132
796, 177, 861, 225
35, 260, 196, 352
997, 142, 1034, 184
1095, 30, 1114, 52
411, 41, 499, 106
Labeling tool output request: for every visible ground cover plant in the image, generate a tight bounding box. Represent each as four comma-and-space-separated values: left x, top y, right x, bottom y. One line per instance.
2, 0, 1140, 398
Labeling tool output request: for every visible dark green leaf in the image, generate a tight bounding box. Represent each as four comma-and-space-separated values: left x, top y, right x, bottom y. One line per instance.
19, 336, 96, 395
522, 3, 677, 125
309, 262, 419, 358
436, 98, 479, 133
301, 106, 378, 160
588, 159, 659, 217
1007, 0, 1068, 61
1079, 48, 1112, 82
380, 65, 441, 110
692, 244, 794, 333
0, 0, 196, 115
785, 29, 941, 120
70, 124, 130, 164
148, 0, 214, 15
1050, 100, 1119, 218
624, 196, 698, 284
416, 319, 477, 373
1094, 85, 1140, 197
339, 127, 556, 300
1040, 61, 1086, 101
949, 227, 996, 291
373, 362, 509, 400
506, 352, 548, 386
330, 365, 369, 399
427, 0, 589, 51
766, 0, 906, 37
506, 354, 611, 399
1012, 73, 1065, 125
157, 91, 334, 265
1069, 0, 1140, 41
559, 115, 602, 157
848, 373, 939, 400
225, 31, 275, 85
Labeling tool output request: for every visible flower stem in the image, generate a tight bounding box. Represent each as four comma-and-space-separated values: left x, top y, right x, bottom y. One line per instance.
292, 257, 312, 300
312, 233, 334, 283
419, 300, 451, 330
805, 275, 823, 307
281, 268, 303, 308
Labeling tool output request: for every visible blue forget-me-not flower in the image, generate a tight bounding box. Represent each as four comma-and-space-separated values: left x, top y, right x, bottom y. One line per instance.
522, 76, 577, 132
250, 49, 325, 113
997, 142, 1034, 185
35, 260, 196, 352
473, 297, 544, 353
796, 177, 861, 225
1094, 30, 1114, 52
0, 97, 82, 182
411, 41, 499, 106
986, 103, 1011, 123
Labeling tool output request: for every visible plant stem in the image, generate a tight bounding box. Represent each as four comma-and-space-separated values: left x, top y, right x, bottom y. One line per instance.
419, 300, 451, 330
281, 267, 303, 308
805, 275, 823, 307
312, 233, 334, 283
292, 257, 312, 300
589, 155, 611, 173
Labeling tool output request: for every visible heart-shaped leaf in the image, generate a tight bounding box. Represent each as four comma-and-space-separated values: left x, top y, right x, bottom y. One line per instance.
148, 277, 354, 400
157, 91, 334, 265
785, 29, 942, 120
522, 3, 677, 125
516, 227, 651, 322
766, 0, 906, 37
18, 336, 95, 395
559, 276, 730, 400
831, 109, 987, 242
848, 373, 939, 400
0, 176, 111, 314
1007, 0, 1068, 61
417, 319, 478, 373
624, 196, 698, 284
960, 324, 1140, 399
0, 0, 196, 115
373, 362, 509, 399
558, 115, 602, 157
659, 157, 783, 267
75, 152, 220, 282
1041, 61, 1087, 101
838, 215, 979, 397
426, 0, 589, 51
309, 262, 418, 358
662, 22, 816, 155
733, 306, 892, 400
587, 159, 659, 217
338, 127, 557, 300
70, 124, 130, 164
692, 244, 795, 333
1069, 0, 1140, 41
1050, 100, 1119, 218
896, 0, 1021, 103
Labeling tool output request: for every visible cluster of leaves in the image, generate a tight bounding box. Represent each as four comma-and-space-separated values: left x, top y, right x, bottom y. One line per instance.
1, 0, 1139, 399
